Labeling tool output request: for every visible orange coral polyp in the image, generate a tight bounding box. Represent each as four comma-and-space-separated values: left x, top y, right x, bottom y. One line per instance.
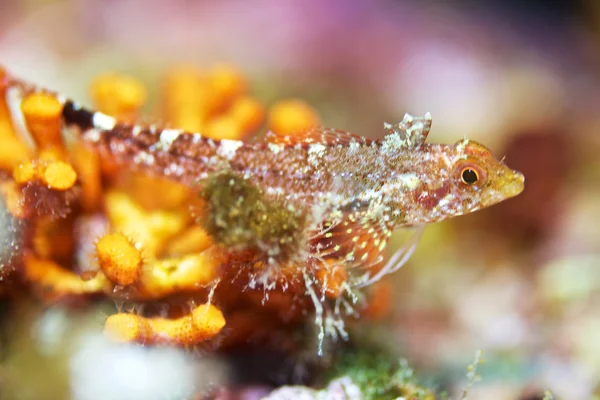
207, 64, 247, 111
104, 303, 225, 346
42, 161, 77, 190
90, 73, 147, 123
20, 92, 64, 150
204, 115, 241, 140
229, 96, 265, 135
162, 67, 207, 132
12, 162, 36, 183
14, 160, 77, 191
268, 99, 320, 136
0, 137, 31, 170
97, 233, 143, 286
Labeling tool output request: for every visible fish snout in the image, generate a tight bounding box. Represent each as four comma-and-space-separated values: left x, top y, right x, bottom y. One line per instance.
499, 169, 525, 199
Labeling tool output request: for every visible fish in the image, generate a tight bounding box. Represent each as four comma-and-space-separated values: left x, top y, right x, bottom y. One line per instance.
2, 72, 524, 347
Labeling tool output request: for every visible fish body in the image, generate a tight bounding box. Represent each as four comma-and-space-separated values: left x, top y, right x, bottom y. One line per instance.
2, 74, 524, 276
60, 101, 524, 222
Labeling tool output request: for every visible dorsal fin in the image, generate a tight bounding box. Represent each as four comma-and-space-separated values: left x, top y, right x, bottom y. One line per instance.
265, 127, 372, 147
380, 112, 432, 150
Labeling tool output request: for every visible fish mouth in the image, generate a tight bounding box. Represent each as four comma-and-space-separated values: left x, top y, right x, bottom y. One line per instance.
500, 170, 525, 198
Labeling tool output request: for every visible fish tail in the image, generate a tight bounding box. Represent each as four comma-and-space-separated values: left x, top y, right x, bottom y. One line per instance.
1, 70, 243, 186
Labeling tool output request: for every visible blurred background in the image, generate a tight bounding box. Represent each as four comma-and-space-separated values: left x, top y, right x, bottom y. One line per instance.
1, 0, 600, 399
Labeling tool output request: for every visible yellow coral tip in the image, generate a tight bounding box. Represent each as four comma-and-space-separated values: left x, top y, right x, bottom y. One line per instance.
91, 73, 147, 108
191, 303, 226, 336
205, 115, 241, 140
104, 313, 144, 342
21, 92, 62, 119
230, 96, 265, 134
96, 233, 142, 286
268, 99, 320, 136
90, 73, 147, 123
13, 162, 36, 183
43, 161, 77, 190
209, 64, 247, 98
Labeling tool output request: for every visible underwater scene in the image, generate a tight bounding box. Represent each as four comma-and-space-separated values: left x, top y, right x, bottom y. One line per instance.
0, 1, 598, 399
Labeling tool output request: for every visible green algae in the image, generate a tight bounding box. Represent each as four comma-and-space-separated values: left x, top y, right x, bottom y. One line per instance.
199, 170, 308, 263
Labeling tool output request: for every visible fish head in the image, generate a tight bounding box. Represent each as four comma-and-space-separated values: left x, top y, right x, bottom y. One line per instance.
446, 139, 524, 215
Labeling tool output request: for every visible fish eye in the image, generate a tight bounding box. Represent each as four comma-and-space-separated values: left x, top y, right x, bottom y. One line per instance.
461, 168, 479, 185
455, 160, 487, 188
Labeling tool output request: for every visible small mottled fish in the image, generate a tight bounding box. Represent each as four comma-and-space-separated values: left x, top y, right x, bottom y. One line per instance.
2, 73, 524, 275
2, 73, 524, 346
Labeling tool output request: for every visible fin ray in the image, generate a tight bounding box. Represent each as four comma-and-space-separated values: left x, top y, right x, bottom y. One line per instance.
265, 127, 372, 147
381, 113, 432, 148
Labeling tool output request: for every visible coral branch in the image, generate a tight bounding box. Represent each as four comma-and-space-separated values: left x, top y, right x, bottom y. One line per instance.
136, 250, 222, 299
23, 253, 110, 301
104, 303, 226, 346
20, 92, 64, 151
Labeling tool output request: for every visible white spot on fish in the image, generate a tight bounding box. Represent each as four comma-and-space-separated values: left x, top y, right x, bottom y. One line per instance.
83, 129, 101, 143
133, 151, 155, 166
381, 131, 406, 154
167, 162, 184, 176
308, 143, 327, 167
217, 139, 243, 160
348, 140, 360, 152
397, 173, 421, 190
436, 194, 453, 209
157, 129, 182, 150
268, 143, 284, 154
308, 143, 326, 156
93, 112, 117, 131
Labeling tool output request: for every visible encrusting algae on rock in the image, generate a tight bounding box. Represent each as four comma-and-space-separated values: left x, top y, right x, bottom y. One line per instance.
0, 64, 524, 358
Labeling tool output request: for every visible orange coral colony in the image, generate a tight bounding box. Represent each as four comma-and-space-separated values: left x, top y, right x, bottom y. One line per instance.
0, 64, 365, 350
